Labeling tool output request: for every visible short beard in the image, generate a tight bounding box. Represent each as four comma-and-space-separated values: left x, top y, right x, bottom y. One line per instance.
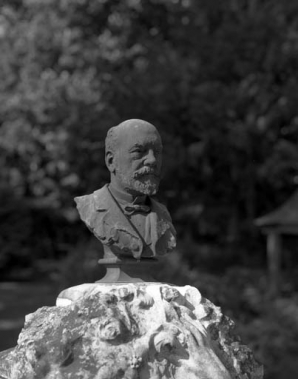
117, 171, 160, 196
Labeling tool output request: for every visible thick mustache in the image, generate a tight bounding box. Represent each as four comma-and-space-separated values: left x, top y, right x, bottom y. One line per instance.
133, 167, 159, 179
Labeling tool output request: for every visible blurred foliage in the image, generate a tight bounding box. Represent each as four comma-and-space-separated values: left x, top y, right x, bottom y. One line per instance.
0, 186, 86, 278
1, 0, 298, 234
1, 1, 298, 377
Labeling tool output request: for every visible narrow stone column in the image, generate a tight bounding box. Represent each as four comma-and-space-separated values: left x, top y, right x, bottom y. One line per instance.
267, 231, 281, 297
96, 245, 159, 282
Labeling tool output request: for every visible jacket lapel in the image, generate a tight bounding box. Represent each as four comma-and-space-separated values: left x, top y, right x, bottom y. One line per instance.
93, 185, 140, 241
150, 198, 174, 254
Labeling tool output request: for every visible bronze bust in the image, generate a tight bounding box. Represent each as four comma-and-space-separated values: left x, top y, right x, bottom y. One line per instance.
75, 119, 176, 261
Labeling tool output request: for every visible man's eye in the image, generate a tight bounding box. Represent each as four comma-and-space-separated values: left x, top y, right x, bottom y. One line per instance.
131, 148, 143, 154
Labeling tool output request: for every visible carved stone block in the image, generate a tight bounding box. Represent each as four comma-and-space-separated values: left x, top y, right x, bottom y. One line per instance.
0, 283, 263, 379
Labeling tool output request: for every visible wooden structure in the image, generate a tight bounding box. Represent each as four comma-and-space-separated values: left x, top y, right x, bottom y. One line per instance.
255, 190, 298, 297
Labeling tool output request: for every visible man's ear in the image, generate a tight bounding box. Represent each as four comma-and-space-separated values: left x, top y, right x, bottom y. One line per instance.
105, 151, 116, 173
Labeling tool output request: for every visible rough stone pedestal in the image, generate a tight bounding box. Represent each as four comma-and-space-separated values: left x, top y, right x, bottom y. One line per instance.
0, 283, 263, 379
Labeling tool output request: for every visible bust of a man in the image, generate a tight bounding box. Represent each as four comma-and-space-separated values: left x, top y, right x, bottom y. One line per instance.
75, 119, 176, 260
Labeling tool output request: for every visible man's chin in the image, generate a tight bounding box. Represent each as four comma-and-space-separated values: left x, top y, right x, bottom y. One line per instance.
131, 178, 159, 196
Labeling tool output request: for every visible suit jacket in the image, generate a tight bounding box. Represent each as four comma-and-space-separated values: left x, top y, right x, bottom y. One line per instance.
75, 184, 176, 260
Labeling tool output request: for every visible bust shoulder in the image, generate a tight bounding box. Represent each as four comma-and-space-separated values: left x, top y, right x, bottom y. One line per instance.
150, 197, 173, 222
74, 185, 110, 225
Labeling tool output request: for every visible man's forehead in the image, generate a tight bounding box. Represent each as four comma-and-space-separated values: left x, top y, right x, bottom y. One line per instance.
117, 124, 162, 147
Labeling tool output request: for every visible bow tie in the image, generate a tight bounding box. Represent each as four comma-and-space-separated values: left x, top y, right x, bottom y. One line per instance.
123, 204, 151, 216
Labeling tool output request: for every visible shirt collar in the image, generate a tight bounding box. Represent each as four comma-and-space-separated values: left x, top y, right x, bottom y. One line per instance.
108, 183, 147, 205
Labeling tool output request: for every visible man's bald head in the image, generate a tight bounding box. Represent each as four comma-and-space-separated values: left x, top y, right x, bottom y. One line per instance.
105, 119, 160, 155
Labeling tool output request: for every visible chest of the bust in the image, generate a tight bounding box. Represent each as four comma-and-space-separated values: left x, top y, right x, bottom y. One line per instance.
88, 188, 175, 259
94, 207, 171, 259
102, 211, 156, 258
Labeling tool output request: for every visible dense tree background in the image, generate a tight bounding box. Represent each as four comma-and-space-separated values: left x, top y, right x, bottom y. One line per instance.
1, 1, 298, 378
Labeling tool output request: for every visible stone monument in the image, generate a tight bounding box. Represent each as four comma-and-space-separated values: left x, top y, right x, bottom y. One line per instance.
72, 119, 176, 283
0, 119, 263, 379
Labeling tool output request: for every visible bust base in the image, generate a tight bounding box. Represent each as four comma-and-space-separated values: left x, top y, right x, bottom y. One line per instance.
97, 245, 160, 283
97, 257, 159, 283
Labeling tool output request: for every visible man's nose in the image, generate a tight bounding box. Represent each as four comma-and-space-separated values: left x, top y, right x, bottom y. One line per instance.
144, 149, 157, 166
